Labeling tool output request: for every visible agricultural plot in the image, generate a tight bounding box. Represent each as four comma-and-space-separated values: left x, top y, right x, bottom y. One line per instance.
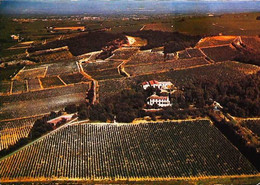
110, 48, 139, 60
0, 120, 257, 181
240, 119, 260, 137
46, 61, 79, 76
241, 36, 260, 52
177, 50, 191, 59
87, 68, 122, 80
82, 60, 122, 72
125, 62, 174, 76
60, 73, 90, 85
40, 76, 64, 88
12, 80, 27, 93
0, 116, 42, 151
125, 57, 209, 76
186, 48, 205, 58
0, 81, 11, 95
125, 52, 165, 66
201, 45, 239, 62
28, 78, 41, 91
31, 50, 73, 63
0, 83, 90, 120
14, 67, 46, 80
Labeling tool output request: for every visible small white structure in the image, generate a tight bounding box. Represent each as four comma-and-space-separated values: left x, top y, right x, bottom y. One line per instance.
142, 80, 173, 90
141, 81, 151, 90
11, 34, 20, 40
147, 94, 172, 107
213, 101, 223, 111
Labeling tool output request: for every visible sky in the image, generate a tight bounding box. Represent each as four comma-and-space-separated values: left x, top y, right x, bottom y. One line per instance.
0, 0, 259, 15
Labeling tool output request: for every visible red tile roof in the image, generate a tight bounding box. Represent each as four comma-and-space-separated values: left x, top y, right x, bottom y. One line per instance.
149, 80, 159, 85
149, 95, 168, 100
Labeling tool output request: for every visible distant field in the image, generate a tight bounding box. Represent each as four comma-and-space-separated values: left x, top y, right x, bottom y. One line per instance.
1, 12, 259, 58
0, 120, 257, 181
142, 23, 174, 32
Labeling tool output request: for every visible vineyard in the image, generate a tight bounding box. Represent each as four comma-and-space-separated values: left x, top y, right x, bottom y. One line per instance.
177, 50, 190, 59
0, 120, 257, 181
40, 76, 64, 88
125, 52, 165, 66
82, 61, 122, 72
27, 78, 41, 91
30, 50, 74, 63
0, 81, 11, 95
82, 60, 123, 80
125, 62, 174, 76
14, 67, 47, 80
201, 45, 239, 62
59, 73, 90, 85
46, 61, 79, 76
0, 83, 90, 119
125, 57, 210, 76
0, 116, 43, 151
87, 68, 122, 80
110, 48, 139, 60
186, 48, 205, 58
12, 80, 27, 93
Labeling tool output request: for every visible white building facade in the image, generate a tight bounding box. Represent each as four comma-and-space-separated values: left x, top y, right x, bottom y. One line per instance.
147, 94, 172, 107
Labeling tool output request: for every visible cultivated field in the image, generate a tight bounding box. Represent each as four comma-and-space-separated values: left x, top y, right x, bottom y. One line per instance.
125, 52, 165, 66
12, 80, 27, 93
0, 83, 90, 120
40, 76, 64, 88
46, 61, 79, 76
0, 81, 11, 95
14, 67, 47, 80
82, 61, 122, 72
87, 68, 122, 80
0, 116, 43, 151
125, 57, 210, 76
0, 120, 257, 182
27, 78, 42, 91
60, 73, 90, 85
110, 48, 139, 60
201, 45, 239, 62
30, 50, 74, 63
83, 60, 123, 80
186, 48, 205, 58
